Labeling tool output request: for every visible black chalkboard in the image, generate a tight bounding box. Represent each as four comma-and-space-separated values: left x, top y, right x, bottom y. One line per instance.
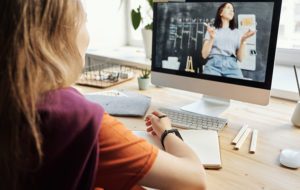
154, 2, 274, 82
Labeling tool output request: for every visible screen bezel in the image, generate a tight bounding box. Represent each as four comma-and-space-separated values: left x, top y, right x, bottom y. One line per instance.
151, 0, 282, 90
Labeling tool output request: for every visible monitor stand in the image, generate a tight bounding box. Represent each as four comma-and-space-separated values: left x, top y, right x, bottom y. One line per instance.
180, 95, 230, 117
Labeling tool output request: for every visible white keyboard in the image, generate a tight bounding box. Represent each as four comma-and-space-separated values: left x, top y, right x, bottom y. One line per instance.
158, 108, 228, 131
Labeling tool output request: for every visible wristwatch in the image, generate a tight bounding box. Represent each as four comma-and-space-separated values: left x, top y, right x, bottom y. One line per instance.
160, 129, 183, 150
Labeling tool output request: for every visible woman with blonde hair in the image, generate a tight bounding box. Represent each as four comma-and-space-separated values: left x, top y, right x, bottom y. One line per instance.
0, 0, 206, 189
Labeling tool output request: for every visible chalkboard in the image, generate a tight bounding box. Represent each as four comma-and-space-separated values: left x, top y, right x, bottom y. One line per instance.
154, 2, 274, 82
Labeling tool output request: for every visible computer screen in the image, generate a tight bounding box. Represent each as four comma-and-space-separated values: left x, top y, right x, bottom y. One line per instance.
151, 0, 282, 107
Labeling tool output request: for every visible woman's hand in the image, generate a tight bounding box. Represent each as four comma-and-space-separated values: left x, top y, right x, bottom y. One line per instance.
204, 23, 216, 40
241, 29, 256, 44
145, 111, 172, 139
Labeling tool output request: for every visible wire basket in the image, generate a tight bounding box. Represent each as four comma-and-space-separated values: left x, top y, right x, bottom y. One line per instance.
76, 60, 136, 88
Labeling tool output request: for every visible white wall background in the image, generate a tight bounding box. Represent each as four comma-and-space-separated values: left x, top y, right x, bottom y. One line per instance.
85, 0, 127, 49
83, 1, 300, 66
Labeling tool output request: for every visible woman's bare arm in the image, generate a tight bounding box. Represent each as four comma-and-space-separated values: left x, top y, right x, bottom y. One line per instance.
237, 41, 247, 62
201, 25, 215, 59
237, 29, 256, 62
202, 39, 214, 59
138, 112, 206, 190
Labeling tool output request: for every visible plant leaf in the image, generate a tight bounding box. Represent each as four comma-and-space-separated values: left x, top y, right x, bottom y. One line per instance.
131, 7, 142, 30
145, 23, 153, 30
147, 0, 153, 9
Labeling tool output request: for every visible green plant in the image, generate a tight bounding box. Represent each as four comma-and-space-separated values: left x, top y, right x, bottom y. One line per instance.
131, 0, 153, 30
140, 68, 151, 79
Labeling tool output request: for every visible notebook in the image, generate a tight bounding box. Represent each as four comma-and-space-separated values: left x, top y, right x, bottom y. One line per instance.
133, 129, 222, 169
84, 90, 151, 117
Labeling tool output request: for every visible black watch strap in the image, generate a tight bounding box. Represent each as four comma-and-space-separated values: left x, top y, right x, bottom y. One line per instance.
160, 129, 183, 150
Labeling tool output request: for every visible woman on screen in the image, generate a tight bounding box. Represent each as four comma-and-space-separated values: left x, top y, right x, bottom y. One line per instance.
201, 2, 255, 78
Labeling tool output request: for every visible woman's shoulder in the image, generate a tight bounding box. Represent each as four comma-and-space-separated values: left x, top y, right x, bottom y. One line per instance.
37, 87, 104, 127
39, 87, 102, 109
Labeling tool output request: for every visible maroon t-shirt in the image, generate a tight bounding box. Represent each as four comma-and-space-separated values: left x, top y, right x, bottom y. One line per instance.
36, 87, 104, 190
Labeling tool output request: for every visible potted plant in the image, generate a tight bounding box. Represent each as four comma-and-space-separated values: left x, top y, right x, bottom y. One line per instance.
138, 68, 151, 90
131, 0, 153, 59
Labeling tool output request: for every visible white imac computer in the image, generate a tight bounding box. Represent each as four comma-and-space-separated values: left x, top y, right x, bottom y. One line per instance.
151, 0, 282, 116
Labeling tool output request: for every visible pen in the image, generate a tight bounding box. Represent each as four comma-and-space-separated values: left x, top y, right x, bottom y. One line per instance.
158, 114, 167, 119
293, 65, 300, 97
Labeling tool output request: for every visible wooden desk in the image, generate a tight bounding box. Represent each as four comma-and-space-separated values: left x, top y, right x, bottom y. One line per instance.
75, 79, 300, 190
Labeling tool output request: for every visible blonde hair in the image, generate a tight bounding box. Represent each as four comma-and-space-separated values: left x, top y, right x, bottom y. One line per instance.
0, 0, 85, 189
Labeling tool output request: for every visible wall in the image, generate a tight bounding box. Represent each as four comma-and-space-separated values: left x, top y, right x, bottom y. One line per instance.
85, 0, 127, 49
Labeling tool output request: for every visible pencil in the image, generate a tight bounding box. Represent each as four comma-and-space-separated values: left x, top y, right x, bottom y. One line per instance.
249, 129, 258, 154
293, 65, 300, 97
234, 128, 252, 150
232, 124, 248, 145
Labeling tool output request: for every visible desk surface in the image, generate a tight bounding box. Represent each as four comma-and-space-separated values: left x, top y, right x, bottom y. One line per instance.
75, 78, 300, 190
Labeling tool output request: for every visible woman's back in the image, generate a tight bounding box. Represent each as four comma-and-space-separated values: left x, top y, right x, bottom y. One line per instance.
36, 87, 104, 190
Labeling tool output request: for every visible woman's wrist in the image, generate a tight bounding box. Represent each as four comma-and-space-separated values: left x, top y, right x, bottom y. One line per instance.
160, 129, 183, 149
241, 37, 248, 44
157, 128, 171, 139
241, 40, 246, 45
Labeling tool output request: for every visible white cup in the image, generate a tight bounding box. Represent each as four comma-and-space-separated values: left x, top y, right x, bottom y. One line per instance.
291, 101, 300, 128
